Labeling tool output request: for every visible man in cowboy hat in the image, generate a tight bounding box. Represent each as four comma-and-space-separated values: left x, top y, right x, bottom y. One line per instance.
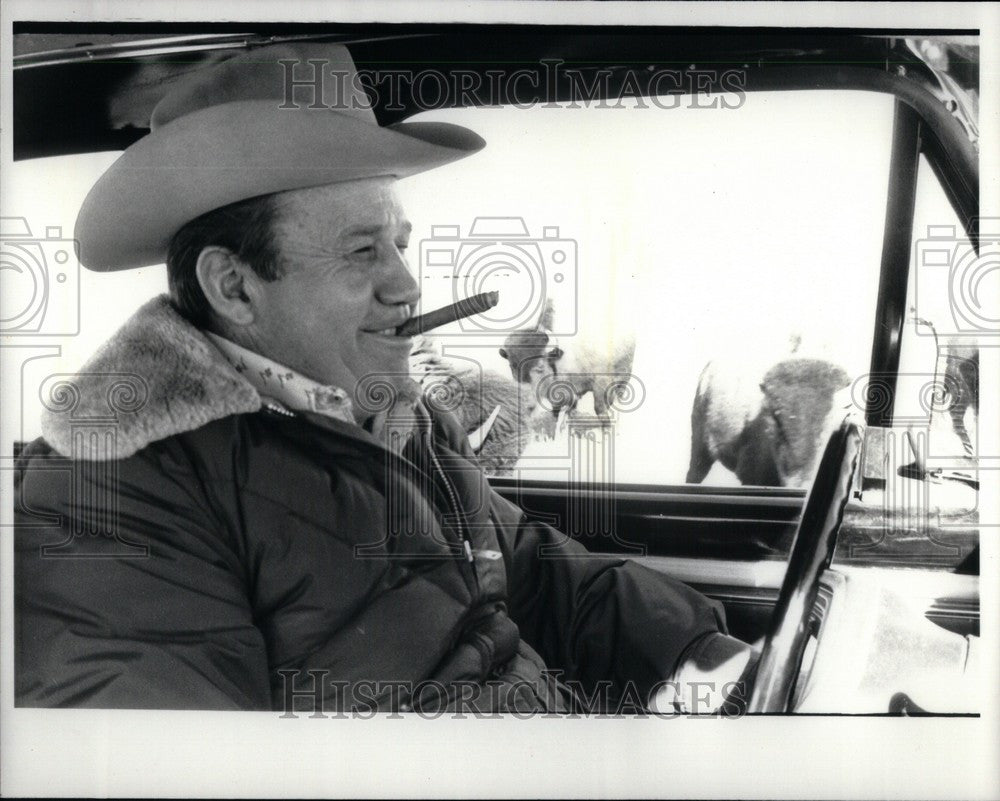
15, 43, 755, 714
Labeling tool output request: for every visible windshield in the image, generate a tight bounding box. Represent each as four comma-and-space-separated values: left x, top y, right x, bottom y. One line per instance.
4, 90, 895, 491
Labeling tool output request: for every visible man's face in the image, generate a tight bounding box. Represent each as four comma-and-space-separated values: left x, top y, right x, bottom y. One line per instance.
247, 177, 419, 412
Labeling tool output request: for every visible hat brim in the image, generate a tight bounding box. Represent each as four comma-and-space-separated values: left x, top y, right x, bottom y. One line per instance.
74, 100, 485, 271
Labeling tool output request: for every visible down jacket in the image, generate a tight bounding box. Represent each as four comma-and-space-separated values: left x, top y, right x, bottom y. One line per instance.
15, 296, 726, 713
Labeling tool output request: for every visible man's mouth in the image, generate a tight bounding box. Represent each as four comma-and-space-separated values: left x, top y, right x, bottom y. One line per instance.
361, 324, 413, 339
362, 307, 414, 338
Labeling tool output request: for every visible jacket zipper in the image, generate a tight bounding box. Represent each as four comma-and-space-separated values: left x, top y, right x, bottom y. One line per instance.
263, 401, 296, 417
425, 431, 478, 579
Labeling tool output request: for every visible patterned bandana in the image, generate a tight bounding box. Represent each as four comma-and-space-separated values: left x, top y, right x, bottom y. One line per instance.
207, 332, 355, 422
206, 332, 418, 453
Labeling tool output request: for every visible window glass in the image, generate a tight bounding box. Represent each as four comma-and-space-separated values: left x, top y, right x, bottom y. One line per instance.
891, 155, 981, 501
400, 91, 893, 486
3, 152, 167, 444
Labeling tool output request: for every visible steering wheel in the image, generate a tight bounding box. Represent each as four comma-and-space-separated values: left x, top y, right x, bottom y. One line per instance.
747, 418, 863, 713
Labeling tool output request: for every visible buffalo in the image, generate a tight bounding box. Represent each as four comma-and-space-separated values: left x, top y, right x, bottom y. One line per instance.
687, 357, 851, 488
499, 299, 637, 418
410, 335, 554, 475
940, 339, 978, 457
498, 300, 566, 414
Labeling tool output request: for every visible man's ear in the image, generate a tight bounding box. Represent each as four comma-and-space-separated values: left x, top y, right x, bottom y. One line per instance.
195, 246, 256, 326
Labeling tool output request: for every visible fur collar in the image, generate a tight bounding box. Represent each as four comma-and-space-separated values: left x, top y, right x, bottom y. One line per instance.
42, 295, 261, 460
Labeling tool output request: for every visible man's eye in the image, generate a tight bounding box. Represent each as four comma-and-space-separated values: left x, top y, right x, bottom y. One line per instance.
396, 241, 410, 253
352, 245, 376, 257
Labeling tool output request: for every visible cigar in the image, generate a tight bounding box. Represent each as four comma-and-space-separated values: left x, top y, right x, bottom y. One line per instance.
396, 291, 500, 337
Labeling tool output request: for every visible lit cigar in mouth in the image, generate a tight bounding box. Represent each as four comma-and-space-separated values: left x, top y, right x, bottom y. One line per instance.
396, 291, 500, 337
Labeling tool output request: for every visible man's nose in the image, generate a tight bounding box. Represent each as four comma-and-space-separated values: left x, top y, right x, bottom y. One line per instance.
377, 249, 420, 308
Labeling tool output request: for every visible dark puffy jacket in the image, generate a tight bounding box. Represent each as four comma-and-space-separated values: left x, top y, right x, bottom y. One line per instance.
14, 296, 725, 713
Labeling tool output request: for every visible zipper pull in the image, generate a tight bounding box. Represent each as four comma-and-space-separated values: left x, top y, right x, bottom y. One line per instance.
463, 539, 479, 583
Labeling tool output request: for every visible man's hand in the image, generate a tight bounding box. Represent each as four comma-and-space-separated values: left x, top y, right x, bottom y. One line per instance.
649, 632, 758, 715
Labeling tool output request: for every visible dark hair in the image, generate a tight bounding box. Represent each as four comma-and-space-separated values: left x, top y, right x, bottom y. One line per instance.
166, 193, 283, 329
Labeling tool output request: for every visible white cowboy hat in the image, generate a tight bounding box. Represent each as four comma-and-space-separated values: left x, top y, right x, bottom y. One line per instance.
74, 42, 485, 271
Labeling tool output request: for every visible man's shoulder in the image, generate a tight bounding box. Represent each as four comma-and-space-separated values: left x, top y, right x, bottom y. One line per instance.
38, 295, 261, 461
17, 413, 251, 487
14, 413, 295, 543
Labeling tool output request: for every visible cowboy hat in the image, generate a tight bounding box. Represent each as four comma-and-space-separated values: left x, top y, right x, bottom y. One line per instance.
74, 43, 485, 271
